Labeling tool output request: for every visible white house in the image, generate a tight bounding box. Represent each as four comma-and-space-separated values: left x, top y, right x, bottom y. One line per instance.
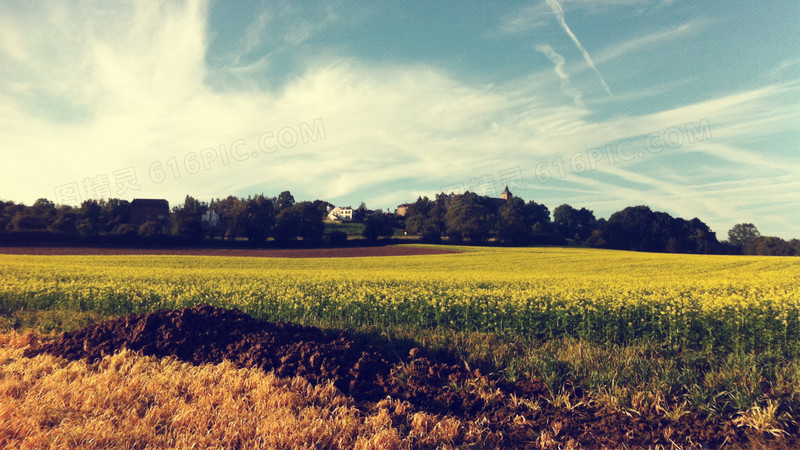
327, 206, 353, 222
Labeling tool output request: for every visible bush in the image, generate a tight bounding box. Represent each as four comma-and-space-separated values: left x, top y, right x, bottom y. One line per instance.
0, 230, 81, 246
421, 229, 441, 244
327, 231, 348, 247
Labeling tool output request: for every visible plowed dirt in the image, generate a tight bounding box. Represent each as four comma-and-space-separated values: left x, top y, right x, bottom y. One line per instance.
25, 305, 784, 448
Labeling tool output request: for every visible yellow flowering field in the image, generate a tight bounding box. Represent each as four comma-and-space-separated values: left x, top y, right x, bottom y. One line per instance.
1, 246, 798, 354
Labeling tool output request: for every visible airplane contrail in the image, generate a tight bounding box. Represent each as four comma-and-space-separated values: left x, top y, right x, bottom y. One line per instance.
545, 0, 613, 97
536, 43, 584, 108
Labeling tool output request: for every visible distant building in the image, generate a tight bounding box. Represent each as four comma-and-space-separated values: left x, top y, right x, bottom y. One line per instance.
327, 206, 353, 222
202, 210, 220, 227
130, 199, 170, 226
501, 185, 512, 201
397, 188, 512, 218
484, 187, 512, 210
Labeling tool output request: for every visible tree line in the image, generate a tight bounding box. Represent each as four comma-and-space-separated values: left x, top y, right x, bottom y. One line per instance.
0, 192, 331, 246
400, 192, 799, 256
1, 191, 798, 255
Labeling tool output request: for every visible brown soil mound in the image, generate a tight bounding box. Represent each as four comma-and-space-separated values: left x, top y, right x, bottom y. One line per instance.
25, 306, 769, 447
0, 246, 459, 258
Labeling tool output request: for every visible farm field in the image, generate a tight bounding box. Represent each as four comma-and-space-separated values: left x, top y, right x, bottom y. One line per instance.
1, 245, 799, 447
0, 245, 458, 258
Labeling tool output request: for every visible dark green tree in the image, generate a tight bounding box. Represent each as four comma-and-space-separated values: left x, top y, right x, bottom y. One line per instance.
9, 212, 48, 231
403, 196, 433, 235
312, 200, 333, 218
103, 199, 131, 230
78, 199, 103, 235
728, 223, 760, 249
525, 200, 551, 234
243, 194, 274, 243
213, 196, 247, 240
753, 236, 796, 256
275, 191, 296, 212
275, 201, 324, 243
363, 212, 394, 241
445, 194, 493, 243
31, 198, 57, 226
0, 200, 19, 231
172, 195, 207, 243
138, 220, 165, 238
686, 218, 717, 254
48, 206, 78, 233
553, 204, 595, 241
353, 202, 368, 222
496, 197, 532, 244
601, 206, 718, 253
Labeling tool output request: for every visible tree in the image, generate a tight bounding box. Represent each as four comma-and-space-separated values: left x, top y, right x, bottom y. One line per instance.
172, 195, 207, 243
0, 200, 19, 231
604, 206, 673, 252
312, 200, 333, 218
601, 206, 720, 254
685, 218, 717, 254
403, 197, 433, 235
78, 200, 103, 234
754, 236, 796, 256
553, 204, 595, 241
9, 212, 47, 231
275, 201, 324, 243
496, 197, 532, 244
791, 239, 800, 255
138, 221, 165, 238
31, 198, 57, 226
48, 206, 78, 233
76, 220, 97, 238
587, 228, 607, 248
275, 191, 295, 212
353, 202, 368, 222
363, 212, 394, 241
213, 196, 247, 240
295, 202, 325, 243
242, 195, 274, 243
420, 219, 442, 243
110, 223, 137, 239
421, 194, 450, 242
103, 199, 131, 230
445, 195, 493, 243
728, 223, 760, 249
525, 200, 551, 234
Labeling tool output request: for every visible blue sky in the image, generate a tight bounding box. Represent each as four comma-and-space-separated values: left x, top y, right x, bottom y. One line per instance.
1, 0, 798, 239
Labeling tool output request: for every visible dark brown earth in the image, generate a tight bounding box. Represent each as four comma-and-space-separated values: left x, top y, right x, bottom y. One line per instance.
25, 306, 790, 448
0, 246, 459, 258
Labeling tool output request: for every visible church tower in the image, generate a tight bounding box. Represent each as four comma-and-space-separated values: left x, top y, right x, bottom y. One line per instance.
501, 185, 512, 201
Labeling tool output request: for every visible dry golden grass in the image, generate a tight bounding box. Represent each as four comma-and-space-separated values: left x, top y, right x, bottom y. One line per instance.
0, 331, 497, 449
